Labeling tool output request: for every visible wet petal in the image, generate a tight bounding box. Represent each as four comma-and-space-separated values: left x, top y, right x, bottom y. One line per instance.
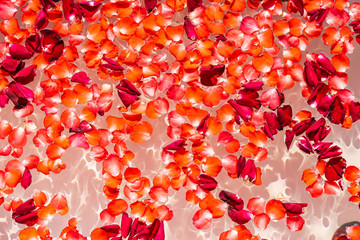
21, 168, 32, 189
197, 174, 218, 191
200, 65, 225, 86
14, 65, 37, 85
286, 216, 305, 231
9, 44, 34, 60
219, 190, 244, 210
228, 208, 253, 224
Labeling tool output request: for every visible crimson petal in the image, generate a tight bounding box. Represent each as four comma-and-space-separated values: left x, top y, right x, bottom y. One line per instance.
307, 83, 329, 108
236, 156, 246, 178
305, 118, 325, 141
78, 1, 102, 19
219, 190, 244, 210
40, 0, 56, 10
100, 224, 120, 237
197, 114, 210, 134
21, 168, 32, 189
121, 212, 132, 238
0, 91, 9, 107
317, 95, 335, 116
1, 58, 25, 75
240, 159, 256, 182
117, 80, 141, 96
297, 137, 313, 154
327, 96, 345, 124
14, 65, 37, 85
35, 10, 49, 30
154, 221, 165, 240
5, 82, 33, 109
318, 145, 342, 160
184, 17, 197, 41
228, 99, 252, 122
264, 112, 280, 136
285, 130, 295, 150
163, 139, 187, 151
148, 219, 161, 238
292, 118, 315, 136
291, 0, 304, 15
62, 0, 77, 21
243, 81, 263, 90
9, 44, 34, 60
200, 65, 225, 86
117, 91, 140, 108
26, 34, 42, 53
313, 142, 332, 155
71, 71, 91, 84
304, 61, 319, 89
101, 57, 124, 71
325, 157, 346, 181
13, 199, 36, 217
277, 105, 292, 129
317, 54, 336, 74
187, 0, 202, 12
283, 203, 307, 216
70, 120, 94, 133
349, 101, 360, 122
228, 208, 253, 224
14, 211, 38, 226
41, 30, 64, 62
145, 0, 157, 13
197, 174, 218, 191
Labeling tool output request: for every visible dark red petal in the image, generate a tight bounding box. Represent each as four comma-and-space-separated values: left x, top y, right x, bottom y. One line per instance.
327, 96, 345, 125
350, 101, 360, 122
292, 118, 315, 136
116, 79, 141, 96
14, 211, 38, 226
277, 105, 292, 128
313, 142, 332, 155
236, 156, 246, 178
187, 0, 202, 12
40, 0, 56, 10
117, 91, 140, 108
9, 44, 34, 60
13, 199, 36, 217
163, 139, 187, 151
14, 65, 37, 85
304, 61, 319, 89
228, 99, 252, 122
219, 190, 244, 210
21, 168, 32, 189
240, 159, 256, 182
0, 91, 9, 107
62, 0, 77, 21
305, 118, 325, 141
317, 95, 335, 116
148, 219, 161, 238
101, 57, 124, 71
200, 65, 225, 86
316, 54, 336, 74
71, 71, 91, 84
228, 208, 253, 224
196, 114, 210, 134
325, 157, 346, 181
35, 10, 49, 30
264, 112, 280, 135
283, 203, 307, 216
154, 221, 165, 240
70, 120, 94, 133
100, 225, 120, 238
26, 34, 42, 53
243, 81, 263, 90
297, 137, 313, 154
145, 0, 157, 13
262, 122, 274, 140
291, 0, 304, 15
184, 17, 197, 41
1, 58, 25, 74
318, 145, 342, 160
197, 174, 218, 191
78, 1, 102, 18
307, 83, 329, 107
121, 212, 132, 238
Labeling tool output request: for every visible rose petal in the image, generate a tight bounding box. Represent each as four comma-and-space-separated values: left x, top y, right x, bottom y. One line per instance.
71, 72, 91, 84
184, 17, 197, 41
14, 65, 37, 85
200, 65, 225, 86
219, 190, 244, 210
228, 208, 253, 224
197, 174, 218, 191
21, 168, 32, 189
121, 212, 132, 238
